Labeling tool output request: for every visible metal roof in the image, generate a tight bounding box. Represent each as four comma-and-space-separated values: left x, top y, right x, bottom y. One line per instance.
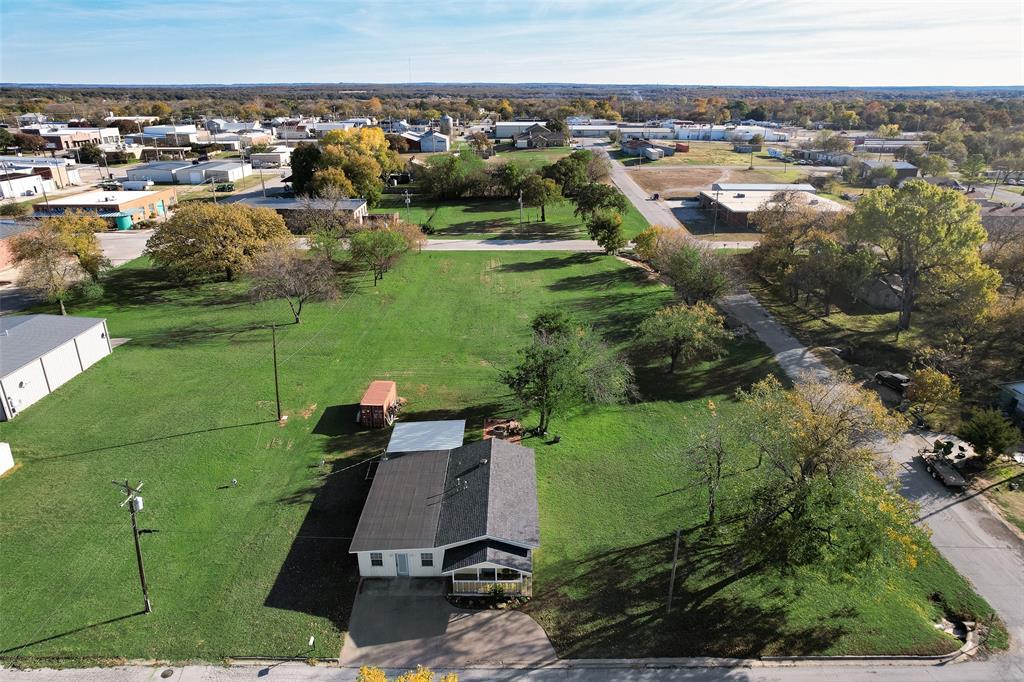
0, 314, 106, 377
386, 420, 465, 453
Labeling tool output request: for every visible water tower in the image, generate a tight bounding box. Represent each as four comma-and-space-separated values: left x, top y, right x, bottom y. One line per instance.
439, 114, 454, 135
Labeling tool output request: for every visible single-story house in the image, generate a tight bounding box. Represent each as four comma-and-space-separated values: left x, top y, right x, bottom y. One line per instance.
419, 131, 451, 152
33, 188, 178, 228
232, 195, 368, 228
793, 149, 855, 166
699, 189, 845, 229
513, 124, 566, 149
970, 196, 1024, 235
998, 381, 1024, 427
859, 160, 918, 185
349, 425, 540, 596
0, 315, 112, 420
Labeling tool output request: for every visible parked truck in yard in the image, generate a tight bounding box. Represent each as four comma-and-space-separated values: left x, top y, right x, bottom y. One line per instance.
918, 439, 970, 490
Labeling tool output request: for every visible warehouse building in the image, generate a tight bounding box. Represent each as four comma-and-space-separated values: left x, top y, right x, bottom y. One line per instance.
0, 315, 112, 420
125, 160, 252, 185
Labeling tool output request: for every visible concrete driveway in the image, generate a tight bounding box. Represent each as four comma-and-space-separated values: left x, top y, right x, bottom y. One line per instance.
340, 578, 556, 668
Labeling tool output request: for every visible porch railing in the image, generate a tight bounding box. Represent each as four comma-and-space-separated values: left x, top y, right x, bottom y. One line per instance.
450, 577, 532, 597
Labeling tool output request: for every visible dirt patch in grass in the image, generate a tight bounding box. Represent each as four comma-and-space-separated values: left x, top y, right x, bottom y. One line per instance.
633, 168, 727, 195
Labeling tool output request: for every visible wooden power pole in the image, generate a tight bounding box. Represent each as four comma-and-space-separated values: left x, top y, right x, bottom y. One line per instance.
112, 479, 152, 614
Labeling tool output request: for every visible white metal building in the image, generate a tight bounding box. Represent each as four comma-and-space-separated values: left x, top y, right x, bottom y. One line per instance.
0, 315, 112, 420
0, 172, 53, 199
419, 131, 451, 152
494, 121, 547, 138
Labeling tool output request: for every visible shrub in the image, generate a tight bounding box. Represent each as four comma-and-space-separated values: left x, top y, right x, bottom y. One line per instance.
960, 409, 1020, 463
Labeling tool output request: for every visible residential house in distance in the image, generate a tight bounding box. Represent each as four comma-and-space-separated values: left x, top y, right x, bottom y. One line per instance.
233, 195, 369, 229
349, 420, 540, 596
33, 188, 178, 228
792, 149, 855, 166
0, 315, 112, 420
859, 159, 918, 185
250, 146, 292, 168
513, 124, 567, 149
17, 112, 48, 126
998, 381, 1024, 427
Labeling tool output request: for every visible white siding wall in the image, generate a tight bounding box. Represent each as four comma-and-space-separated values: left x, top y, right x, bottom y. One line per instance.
356, 548, 443, 578
40, 340, 82, 390
1, 361, 50, 418
75, 323, 110, 369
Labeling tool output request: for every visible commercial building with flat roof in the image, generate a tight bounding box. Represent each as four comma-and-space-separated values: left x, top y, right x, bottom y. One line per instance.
698, 190, 846, 229
33, 188, 177, 227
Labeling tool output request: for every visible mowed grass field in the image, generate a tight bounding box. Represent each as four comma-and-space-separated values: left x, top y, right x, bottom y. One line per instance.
614, 142, 785, 167
0, 251, 1002, 663
373, 194, 649, 240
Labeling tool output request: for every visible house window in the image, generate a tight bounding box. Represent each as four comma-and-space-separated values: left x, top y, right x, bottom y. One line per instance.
420, 553, 433, 567
369, 552, 383, 567
453, 571, 477, 581
479, 568, 496, 581
497, 568, 519, 581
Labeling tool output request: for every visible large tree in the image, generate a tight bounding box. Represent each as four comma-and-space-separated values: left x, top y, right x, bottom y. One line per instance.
635, 302, 730, 373
146, 203, 290, 281
520, 174, 562, 222
11, 220, 96, 315
844, 180, 997, 332
585, 210, 626, 254
501, 312, 634, 435
349, 229, 407, 285
572, 183, 628, 218
248, 246, 340, 324
734, 374, 915, 572
958, 154, 987, 191
289, 143, 322, 195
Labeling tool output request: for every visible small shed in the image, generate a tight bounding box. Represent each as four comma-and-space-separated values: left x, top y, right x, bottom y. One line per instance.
359, 380, 398, 428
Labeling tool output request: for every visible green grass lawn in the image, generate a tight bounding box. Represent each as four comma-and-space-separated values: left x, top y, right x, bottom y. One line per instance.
523, 336, 1001, 657
485, 147, 572, 171
373, 194, 650, 241
0, 251, 1001, 664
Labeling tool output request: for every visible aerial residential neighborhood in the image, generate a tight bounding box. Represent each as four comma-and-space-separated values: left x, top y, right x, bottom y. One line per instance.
0, 3, 1022, 682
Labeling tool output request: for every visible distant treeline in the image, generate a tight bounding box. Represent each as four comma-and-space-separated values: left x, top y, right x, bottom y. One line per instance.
3, 83, 1023, 138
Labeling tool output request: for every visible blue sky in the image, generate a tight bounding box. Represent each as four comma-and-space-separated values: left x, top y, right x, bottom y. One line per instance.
2, 0, 1021, 86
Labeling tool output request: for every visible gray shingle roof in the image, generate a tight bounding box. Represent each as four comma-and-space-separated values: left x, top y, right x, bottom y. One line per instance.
348, 449, 450, 552
349, 438, 539, 553
441, 540, 532, 573
0, 315, 106, 378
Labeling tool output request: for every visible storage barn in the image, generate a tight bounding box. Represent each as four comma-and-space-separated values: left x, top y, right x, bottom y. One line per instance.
0, 315, 112, 420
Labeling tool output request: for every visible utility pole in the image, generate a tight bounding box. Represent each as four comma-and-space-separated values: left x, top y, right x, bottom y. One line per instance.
271, 323, 282, 421
112, 479, 152, 614
667, 529, 681, 613
518, 189, 523, 225
259, 168, 267, 198
712, 189, 721, 237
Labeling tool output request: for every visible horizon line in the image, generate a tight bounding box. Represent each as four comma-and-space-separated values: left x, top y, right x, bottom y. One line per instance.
3, 81, 1023, 90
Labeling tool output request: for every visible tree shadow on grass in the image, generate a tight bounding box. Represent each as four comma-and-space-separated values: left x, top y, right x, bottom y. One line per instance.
127, 322, 270, 349
496, 253, 599, 273
526, 527, 847, 659
632, 340, 779, 403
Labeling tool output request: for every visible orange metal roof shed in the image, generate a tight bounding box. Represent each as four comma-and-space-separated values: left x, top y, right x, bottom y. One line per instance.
360, 380, 397, 407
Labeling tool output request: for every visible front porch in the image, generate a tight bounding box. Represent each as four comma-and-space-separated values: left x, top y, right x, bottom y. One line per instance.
447, 566, 533, 597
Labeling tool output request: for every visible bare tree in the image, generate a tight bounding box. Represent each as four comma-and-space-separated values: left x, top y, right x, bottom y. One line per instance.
248, 246, 340, 324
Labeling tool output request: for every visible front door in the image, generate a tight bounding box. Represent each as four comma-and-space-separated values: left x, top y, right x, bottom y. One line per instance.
395, 553, 410, 576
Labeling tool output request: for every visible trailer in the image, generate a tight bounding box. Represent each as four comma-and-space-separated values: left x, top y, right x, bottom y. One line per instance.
357, 380, 398, 428
918, 449, 967, 490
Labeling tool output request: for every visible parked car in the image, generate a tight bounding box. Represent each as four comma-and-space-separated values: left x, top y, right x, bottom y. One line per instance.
874, 371, 911, 393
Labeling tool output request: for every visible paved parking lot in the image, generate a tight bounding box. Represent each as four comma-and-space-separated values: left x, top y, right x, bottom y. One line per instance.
340, 578, 556, 668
